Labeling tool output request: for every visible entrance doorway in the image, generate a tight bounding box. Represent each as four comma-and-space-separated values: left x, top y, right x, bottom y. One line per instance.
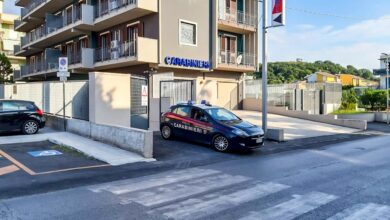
159, 80, 194, 116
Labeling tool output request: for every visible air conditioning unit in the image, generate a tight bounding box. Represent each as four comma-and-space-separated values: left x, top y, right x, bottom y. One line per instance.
111, 40, 119, 49
109, 0, 118, 11
111, 51, 119, 59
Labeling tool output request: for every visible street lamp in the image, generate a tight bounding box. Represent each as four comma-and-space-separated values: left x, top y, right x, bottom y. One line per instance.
381, 53, 390, 125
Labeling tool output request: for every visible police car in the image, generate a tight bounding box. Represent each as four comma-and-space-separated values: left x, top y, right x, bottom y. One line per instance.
160, 101, 265, 152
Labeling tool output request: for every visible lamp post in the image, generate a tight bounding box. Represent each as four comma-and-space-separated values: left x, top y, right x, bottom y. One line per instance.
382, 53, 390, 125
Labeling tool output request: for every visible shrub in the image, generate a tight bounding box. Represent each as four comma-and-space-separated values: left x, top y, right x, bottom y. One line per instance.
340, 89, 358, 110
360, 89, 388, 111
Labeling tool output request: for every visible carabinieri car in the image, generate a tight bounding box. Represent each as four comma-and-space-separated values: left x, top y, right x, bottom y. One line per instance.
160, 101, 264, 152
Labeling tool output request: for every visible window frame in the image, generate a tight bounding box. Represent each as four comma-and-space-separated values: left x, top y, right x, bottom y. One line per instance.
179, 19, 198, 47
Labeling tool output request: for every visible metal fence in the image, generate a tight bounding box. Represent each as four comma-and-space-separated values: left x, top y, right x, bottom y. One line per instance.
0, 81, 89, 120
245, 80, 342, 114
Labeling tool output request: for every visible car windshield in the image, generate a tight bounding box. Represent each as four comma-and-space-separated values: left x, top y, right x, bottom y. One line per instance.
206, 108, 240, 122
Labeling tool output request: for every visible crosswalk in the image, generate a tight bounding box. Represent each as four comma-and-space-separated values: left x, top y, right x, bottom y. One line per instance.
89, 168, 390, 220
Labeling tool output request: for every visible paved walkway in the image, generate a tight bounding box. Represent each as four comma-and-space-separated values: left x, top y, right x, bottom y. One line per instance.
0, 131, 153, 166
234, 110, 359, 140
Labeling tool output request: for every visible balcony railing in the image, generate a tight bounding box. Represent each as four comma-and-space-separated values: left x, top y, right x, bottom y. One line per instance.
23, 25, 46, 48
219, 8, 257, 27
95, 40, 137, 62
14, 70, 22, 80
21, 61, 58, 77
219, 50, 256, 67
21, 0, 47, 18
95, 0, 137, 18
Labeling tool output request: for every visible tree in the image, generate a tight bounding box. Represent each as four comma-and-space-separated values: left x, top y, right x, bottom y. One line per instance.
340, 88, 358, 110
360, 89, 388, 111
0, 53, 13, 84
254, 61, 378, 84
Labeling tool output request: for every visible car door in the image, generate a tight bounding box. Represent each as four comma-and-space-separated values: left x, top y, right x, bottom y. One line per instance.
171, 106, 192, 137
190, 108, 212, 144
0, 101, 22, 131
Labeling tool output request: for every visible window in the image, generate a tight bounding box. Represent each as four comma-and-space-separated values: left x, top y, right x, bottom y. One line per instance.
0, 102, 34, 112
173, 106, 191, 117
206, 108, 240, 122
191, 108, 209, 122
179, 20, 197, 46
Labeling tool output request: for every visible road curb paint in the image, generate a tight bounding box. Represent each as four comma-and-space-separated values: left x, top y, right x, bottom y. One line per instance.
0, 150, 36, 175
0, 165, 20, 176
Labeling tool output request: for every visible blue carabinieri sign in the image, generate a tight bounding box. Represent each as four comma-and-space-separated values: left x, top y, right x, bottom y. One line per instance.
165, 56, 211, 69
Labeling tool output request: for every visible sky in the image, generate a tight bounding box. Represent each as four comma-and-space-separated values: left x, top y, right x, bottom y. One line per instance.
265, 0, 390, 70
3, 0, 390, 70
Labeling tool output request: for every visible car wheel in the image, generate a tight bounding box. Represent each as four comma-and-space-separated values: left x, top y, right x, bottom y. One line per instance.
212, 135, 230, 152
161, 125, 173, 140
22, 120, 39, 135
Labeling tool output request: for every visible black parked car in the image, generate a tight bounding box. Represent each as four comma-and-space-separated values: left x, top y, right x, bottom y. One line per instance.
0, 100, 45, 135
160, 101, 264, 152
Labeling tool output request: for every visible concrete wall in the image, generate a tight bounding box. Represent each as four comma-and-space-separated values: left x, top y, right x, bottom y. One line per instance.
89, 72, 131, 128
45, 114, 153, 158
243, 98, 366, 130
337, 113, 376, 123
2, 81, 89, 120
375, 112, 390, 123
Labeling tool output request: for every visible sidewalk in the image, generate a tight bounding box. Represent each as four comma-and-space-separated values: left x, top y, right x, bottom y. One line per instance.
0, 131, 154, 166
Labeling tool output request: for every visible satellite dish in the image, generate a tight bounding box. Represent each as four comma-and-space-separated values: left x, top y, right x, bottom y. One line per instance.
236, 55, 243, 65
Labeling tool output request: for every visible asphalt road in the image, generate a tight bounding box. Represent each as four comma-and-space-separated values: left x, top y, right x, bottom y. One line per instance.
1, 133, 390, 220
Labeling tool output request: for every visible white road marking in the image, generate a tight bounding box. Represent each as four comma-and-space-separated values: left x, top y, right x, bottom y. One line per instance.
240, 192, 338, 220
120, 173, 250, 206
89, 168, 220, 194
328, 203, 390, 220
154, 181, 290, 220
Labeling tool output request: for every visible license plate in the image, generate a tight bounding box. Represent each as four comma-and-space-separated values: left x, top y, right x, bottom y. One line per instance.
256, 138, 263, 143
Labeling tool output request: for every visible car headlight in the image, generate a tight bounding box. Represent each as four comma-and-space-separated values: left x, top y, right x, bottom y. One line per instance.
232, 129, 249, 137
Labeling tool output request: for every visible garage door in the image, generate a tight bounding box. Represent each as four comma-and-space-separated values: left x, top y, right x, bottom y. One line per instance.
217, 82, 238, 110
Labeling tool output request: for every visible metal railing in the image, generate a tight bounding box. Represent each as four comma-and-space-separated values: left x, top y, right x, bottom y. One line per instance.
22, 0, 47, 18
23, 24, 46, 47
95, 0, 137, 18
68, 50, 82, 65
95, 40, 137, 62
219, 7, 257, 27
21, 62, 59, 76
219, 50, 256, 67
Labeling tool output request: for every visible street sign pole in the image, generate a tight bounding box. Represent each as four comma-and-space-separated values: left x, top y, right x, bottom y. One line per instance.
63, 80, 66, 131
58, 57, 69, 131
262, 0, 268, 133
387, 57, 389, 125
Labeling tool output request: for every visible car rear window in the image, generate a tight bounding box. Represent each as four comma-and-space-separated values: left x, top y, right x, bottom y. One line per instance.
0, 101, 36, 112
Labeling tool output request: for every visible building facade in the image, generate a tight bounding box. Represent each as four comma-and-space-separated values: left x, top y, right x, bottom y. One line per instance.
0, 0, 25, 72
306, 72, 340, 83
13, 0, 258, 130
374, 54, 390, 89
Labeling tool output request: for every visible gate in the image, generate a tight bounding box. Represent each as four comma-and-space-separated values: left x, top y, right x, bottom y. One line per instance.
160, 80, 194, 115
131, 76, 149, 130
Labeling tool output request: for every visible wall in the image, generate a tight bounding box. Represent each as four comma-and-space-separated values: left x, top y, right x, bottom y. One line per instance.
2, 81, 89, 120
89, 72, 131, 128
243, 98, 366, 130
337, 113, 376, 122
45, 114, 153, 158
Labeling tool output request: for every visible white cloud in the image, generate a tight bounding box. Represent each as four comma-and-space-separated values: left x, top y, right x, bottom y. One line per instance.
265, 15, 390, 69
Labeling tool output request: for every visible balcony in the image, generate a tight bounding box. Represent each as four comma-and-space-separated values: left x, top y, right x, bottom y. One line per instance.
15, 0, 29, 7
94, 37, 158, 70
69, 48, 95, 71
18, 0, 74, 32
93, 0, 157, 31
218, 8, 257, 33
217, 50, 256, 72
20, 49, 61, 78
21, 5, 94, 51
